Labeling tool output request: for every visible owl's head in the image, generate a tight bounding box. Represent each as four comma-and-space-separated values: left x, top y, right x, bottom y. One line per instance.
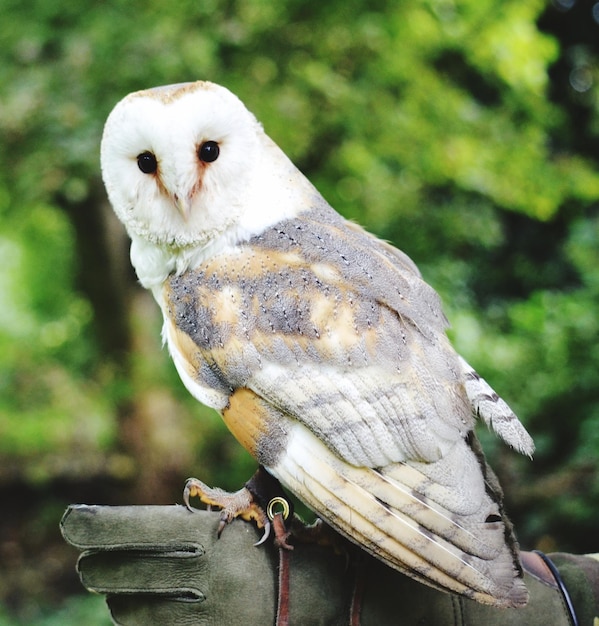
101, 81, 272, 249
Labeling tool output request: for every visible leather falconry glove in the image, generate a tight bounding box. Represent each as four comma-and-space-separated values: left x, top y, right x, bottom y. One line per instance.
60, 504, 599, 626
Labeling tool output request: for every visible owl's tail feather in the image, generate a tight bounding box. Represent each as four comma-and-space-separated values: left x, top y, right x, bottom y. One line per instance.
458, 356, 535, 458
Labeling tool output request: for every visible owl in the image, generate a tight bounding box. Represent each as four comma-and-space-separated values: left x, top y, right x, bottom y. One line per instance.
101, 81, 534, 608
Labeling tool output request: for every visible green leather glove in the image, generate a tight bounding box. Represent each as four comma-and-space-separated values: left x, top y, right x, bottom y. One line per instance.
60, 504, 596, 625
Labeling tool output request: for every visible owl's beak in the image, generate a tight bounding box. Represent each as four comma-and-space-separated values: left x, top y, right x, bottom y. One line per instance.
173, 193, 192, 221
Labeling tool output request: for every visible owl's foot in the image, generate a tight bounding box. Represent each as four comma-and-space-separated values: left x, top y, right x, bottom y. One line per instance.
183, 466, 294, 549
289, 517, 353, 567
183, 477, 270, 541
291, 517, 343, 548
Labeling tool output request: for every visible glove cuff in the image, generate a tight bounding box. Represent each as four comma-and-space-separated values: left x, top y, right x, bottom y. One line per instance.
548, 552, 599, 626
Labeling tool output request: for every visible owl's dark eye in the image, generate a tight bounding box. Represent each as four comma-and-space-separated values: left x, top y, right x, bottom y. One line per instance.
137, 152, 158, 174
198, 141, 220, 163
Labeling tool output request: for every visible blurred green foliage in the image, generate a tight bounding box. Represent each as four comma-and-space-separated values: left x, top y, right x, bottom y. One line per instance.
1, 0, 598, 622
0, 595, 111, 626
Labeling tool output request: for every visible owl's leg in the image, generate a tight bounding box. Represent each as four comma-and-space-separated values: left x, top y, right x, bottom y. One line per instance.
183, 466, 294, 548
184, 467, 295, 625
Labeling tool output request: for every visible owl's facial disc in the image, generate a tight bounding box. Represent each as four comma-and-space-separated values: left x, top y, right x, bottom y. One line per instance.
101, 80, 288, 249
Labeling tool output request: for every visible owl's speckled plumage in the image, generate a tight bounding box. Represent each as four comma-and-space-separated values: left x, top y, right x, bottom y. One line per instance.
101, 80, 534, 607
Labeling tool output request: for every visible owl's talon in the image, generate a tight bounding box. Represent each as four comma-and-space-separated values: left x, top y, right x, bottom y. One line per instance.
216, 518, 226, 537
254, 521, 271, 546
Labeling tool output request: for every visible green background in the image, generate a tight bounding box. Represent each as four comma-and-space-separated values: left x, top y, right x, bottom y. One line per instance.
1, 0, 598, 623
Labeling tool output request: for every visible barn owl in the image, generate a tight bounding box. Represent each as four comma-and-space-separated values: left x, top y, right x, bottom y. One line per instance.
101, 80, 534, 608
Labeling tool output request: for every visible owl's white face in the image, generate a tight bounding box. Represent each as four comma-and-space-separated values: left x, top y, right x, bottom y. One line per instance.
101, 81, 264, 249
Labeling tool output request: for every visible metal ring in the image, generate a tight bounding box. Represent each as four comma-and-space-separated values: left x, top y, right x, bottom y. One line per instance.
267, 496, 290, 521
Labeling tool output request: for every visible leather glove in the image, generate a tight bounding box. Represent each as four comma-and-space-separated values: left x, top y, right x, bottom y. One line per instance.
60, 504, 596, 625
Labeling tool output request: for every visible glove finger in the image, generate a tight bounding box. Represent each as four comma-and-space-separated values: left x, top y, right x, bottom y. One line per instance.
107, 594, 211, 626
77, 550, 208, 597
61, 505, 239, 551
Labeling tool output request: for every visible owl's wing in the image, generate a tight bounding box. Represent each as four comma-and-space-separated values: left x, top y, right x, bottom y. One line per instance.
163, 204, 531, 606
209, 368, 528, 607
237, 353, 528, 598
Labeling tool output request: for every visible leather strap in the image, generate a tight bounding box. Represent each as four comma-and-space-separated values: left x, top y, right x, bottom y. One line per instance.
521, 550, 559, 588
522, 551, 579, 626
349, 564, 365, 626
273, 511, 291, 626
